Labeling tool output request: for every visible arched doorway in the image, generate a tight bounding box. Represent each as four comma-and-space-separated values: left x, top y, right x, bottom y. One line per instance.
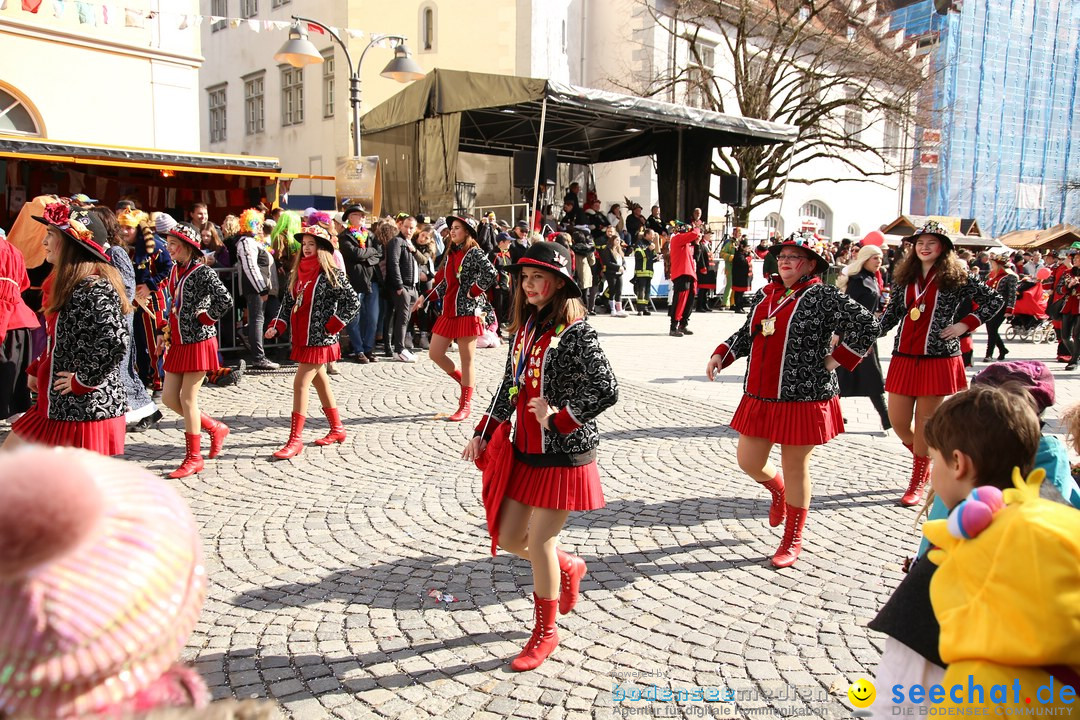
798, 200, 832, 238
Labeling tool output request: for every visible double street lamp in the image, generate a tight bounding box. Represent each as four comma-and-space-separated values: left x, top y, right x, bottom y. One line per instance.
274, 17, 424, 157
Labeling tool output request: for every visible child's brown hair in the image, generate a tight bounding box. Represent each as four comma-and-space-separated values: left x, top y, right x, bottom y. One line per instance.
923, 384, 1041, 491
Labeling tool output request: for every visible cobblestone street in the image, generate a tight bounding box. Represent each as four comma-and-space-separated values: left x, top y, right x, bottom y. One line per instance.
119, 311, 1073, 720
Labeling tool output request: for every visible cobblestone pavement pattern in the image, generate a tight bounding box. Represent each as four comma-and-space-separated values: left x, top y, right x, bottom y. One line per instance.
114, 311, 1075, 720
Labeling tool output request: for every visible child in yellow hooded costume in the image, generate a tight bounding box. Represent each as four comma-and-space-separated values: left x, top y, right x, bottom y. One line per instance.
923, 451, 1080, 712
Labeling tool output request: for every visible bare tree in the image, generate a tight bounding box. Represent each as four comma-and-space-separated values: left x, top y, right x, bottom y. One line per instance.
618, 0, 931, 225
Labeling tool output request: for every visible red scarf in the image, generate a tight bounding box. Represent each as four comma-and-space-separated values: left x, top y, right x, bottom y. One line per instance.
293, 254, 322, 295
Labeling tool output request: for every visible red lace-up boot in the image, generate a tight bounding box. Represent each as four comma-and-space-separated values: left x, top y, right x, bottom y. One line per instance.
200, 414, 229, 459
273, 412, 305, 459
449, 368, 462, 385
314, 406, 346, 446
510, 594, 560, 671
169, 433, 204, 479
448, 386, 473, 422
900, 455, 931, 507
761, 473, 786, 527
771, 504, 808, 568
556, 549, 587, 615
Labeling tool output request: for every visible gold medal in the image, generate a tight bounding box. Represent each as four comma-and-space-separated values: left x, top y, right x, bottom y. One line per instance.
761, 317, 776, 336
909, 307, 922, 322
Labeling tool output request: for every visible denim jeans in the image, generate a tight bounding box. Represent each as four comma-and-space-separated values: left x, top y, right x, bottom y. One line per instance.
243, 291, 268, 362
344, 290, 364, 355
357, 282, 381, 354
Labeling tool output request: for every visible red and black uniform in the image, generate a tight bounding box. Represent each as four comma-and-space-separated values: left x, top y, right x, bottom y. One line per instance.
984, 268, 1017, 360
878, 270, 1002, 397
668, 230, 698, 330
475, 314, 618, 511
426, 245, 496, 339
712, 276, 880, 445
13, 275, 129, 455
268, 264, 359, 365
160, 260, 232, 374
1050, 261, 1073, 358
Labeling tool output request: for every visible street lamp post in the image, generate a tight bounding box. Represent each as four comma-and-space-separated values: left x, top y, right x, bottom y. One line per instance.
274, 17, 425, 158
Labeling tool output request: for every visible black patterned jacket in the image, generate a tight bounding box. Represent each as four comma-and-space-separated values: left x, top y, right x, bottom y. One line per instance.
162, 262, 233, 345
34, 277, 129, 421
712, 278, 880, 402
428, 246, 497, 318
269, 270, 360, 346
476, 319, 619, 464
878, 273, 1002, 357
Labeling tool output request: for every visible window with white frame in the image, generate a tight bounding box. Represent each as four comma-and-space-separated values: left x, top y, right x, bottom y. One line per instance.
883, 112, 901, 158
281, 65, 304, 126
419, 3, 437, 52
322, 49, 335, 118
0, 88, 42, 136
847, 223, 860, 237
844, 85, 863, 143
207, 85, 226, 143
799, 201, 830, 236
240, 0, 257, 18
764, 213, 784, 239
271, 0, 289, 6
687, 40, 716, 109
244, 73, 264, 135
210, 0, 226, 31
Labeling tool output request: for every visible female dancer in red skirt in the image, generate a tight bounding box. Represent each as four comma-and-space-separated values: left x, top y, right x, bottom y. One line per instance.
706, 236, 880, 567
157, 223, 233, 478
464, 241, 618, 671
413, 216, 496, 421
877, 222, 1002, 506
265, 225, 360, 459
2, 203, 130, 455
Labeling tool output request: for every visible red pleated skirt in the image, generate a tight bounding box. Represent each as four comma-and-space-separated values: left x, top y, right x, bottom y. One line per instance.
504, 457, 605, 511
164, 337, 219, 374
730, 394, 844, 446
291, 342, 340, 365
885, 354, 967, 397
433, 314, 485, 339
11, 408, 125, 456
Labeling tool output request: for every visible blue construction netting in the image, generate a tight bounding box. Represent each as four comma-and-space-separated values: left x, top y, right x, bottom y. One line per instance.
889, 0, 1080, 235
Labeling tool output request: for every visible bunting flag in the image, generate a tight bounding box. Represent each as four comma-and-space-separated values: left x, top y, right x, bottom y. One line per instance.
9, 0, 366, 37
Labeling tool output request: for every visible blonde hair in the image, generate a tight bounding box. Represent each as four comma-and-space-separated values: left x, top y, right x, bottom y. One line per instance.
837, 245, 883, 292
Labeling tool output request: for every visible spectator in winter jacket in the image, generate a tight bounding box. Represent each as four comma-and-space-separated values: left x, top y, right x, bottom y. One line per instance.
625, 203, 645, 242
559, 200, 586, 231
234, 208, 279, 370
385, 220, 421, 362
337, 204, 382, 363
646, 205, 667, 237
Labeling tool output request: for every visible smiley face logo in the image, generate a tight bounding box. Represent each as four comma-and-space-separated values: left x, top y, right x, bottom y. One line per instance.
848, 678, 876, 709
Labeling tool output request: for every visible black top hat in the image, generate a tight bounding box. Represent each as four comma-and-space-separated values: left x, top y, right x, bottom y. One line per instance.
507, 241, 581, 298
342, 204, 367, 221
33, 203, 110, 262
901, 221, 954, 251
294, 225, 337, 253
167, 222, 204, 251
445, 215, 478, 239
767, 236, 830, 276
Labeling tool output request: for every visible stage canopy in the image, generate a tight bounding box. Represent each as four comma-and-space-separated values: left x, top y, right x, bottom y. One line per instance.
360, 69, 798, 218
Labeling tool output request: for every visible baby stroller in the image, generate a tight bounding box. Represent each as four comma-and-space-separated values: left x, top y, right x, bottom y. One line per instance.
1006, 281, 1053, 343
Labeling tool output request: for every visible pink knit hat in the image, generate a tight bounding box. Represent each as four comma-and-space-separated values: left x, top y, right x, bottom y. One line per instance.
0, 448, 208, 719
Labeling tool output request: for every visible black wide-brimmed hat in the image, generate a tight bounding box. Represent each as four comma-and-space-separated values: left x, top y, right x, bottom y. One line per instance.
507, 241, 581, 298
767, 236, 830, 276
294, 224, 337, 253
342, 204, 367, 222
167, 222, 203, 251
33, 203, 110, 262
445, 214, 478, 239
901, 220, 954, 251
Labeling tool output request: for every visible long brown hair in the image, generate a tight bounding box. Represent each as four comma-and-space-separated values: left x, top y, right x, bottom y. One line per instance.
506, 268, 586, 335
287, 244, 340, 295
46, 231, 133, 316
891, 244, 969, 291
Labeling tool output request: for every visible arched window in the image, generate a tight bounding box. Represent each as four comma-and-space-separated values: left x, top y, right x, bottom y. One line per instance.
419, 3, 437, 52
798, 200, 832, 237
0, 86, 43, 136
847, 223, 860, 237
764, 212, 784, 239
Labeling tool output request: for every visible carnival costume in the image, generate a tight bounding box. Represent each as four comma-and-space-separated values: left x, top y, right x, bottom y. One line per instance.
13, 207, 129, 455
159, 223, 233, 478
983, 263, 1017, 362
267, 226, 360, 457
878, 223, 1003, 505
711, 239, 880, 566
474, 242, 619, 672
119, 209, 172, 392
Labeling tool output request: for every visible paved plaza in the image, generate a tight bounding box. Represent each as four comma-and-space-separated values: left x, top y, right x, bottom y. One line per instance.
117, 311, 1075, 720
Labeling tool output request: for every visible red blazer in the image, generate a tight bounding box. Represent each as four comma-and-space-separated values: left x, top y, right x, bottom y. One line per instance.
667, 231, 698, 279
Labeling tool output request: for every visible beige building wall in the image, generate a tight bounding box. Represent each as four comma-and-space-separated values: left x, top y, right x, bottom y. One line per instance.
0, 0, 201, 149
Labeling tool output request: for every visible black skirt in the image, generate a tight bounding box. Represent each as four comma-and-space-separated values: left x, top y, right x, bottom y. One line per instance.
837, 340, 885, 397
